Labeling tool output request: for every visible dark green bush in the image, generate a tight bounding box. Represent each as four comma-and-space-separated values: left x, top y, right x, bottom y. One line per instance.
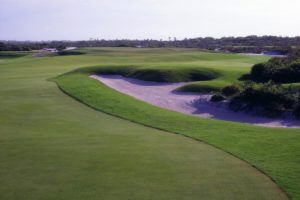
293, 105, 300, 119
229, 82, 298, 117
210, 93, 225, 102
250, 63, 266, 80
249, 57, 300, 83
221, 84, 241, 97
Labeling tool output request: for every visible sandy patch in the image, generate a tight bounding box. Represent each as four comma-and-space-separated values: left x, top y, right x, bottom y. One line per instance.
91, 74, 300, 128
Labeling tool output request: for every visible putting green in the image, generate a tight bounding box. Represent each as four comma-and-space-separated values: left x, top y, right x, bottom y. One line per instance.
0, 48, 288, 200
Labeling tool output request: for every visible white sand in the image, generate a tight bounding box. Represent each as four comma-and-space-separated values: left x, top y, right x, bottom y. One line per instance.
91, 74, 300, 128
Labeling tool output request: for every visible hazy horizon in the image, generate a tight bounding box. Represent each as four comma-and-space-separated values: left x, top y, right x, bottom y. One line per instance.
1, 0, 300, 41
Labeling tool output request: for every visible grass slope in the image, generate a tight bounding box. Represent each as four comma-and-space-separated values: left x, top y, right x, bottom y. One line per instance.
0, 48, 288, 200
54, 48, 299, 199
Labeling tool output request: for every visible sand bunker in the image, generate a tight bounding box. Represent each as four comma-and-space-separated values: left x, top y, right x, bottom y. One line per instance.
91, 74, 300, 128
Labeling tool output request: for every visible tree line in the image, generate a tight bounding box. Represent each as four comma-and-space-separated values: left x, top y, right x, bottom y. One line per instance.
1, 35, 300, 53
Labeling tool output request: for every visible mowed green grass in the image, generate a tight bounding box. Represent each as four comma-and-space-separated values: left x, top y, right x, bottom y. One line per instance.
55, 48, 299, 199
0, 48, 289, 200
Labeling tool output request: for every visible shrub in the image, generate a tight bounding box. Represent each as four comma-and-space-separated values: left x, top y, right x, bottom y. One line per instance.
229, 82, 299, 117
290, 62, 300, 71
293, 105, 300, 119
221, 84, 241, 97
249, 57, 300, 83
250, 63, 266, 81
210, 93, 225, 102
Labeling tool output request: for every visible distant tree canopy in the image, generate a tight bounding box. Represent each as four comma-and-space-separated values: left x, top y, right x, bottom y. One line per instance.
1, 36, 300, 52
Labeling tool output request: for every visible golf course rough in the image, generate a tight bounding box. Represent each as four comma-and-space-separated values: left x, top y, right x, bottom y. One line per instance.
0, 48, 298, 200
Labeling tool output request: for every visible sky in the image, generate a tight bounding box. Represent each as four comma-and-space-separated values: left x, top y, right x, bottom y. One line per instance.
1, 0, 300, 41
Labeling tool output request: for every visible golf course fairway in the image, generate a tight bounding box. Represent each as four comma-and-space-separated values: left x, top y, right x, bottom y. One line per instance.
1, 48, 298, 200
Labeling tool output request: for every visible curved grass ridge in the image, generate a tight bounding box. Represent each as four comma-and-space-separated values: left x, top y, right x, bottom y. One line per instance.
175, 80, 227, 93
56, 50, 86, 56
91, 65, 219, 83
55, 66, 300, 200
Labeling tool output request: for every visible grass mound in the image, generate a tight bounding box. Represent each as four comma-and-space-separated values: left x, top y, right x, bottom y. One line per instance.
176, 80, 227, 93
56, 50, 86, 56
176, 83, 219, 93
89, 66, 219, 83
129, 68, 219, 82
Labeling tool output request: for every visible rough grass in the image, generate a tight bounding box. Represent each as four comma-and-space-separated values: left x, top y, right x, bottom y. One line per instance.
0, 48, 290, 200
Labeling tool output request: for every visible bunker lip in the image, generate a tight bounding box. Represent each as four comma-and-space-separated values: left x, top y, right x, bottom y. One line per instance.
91, 74, 300, 128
